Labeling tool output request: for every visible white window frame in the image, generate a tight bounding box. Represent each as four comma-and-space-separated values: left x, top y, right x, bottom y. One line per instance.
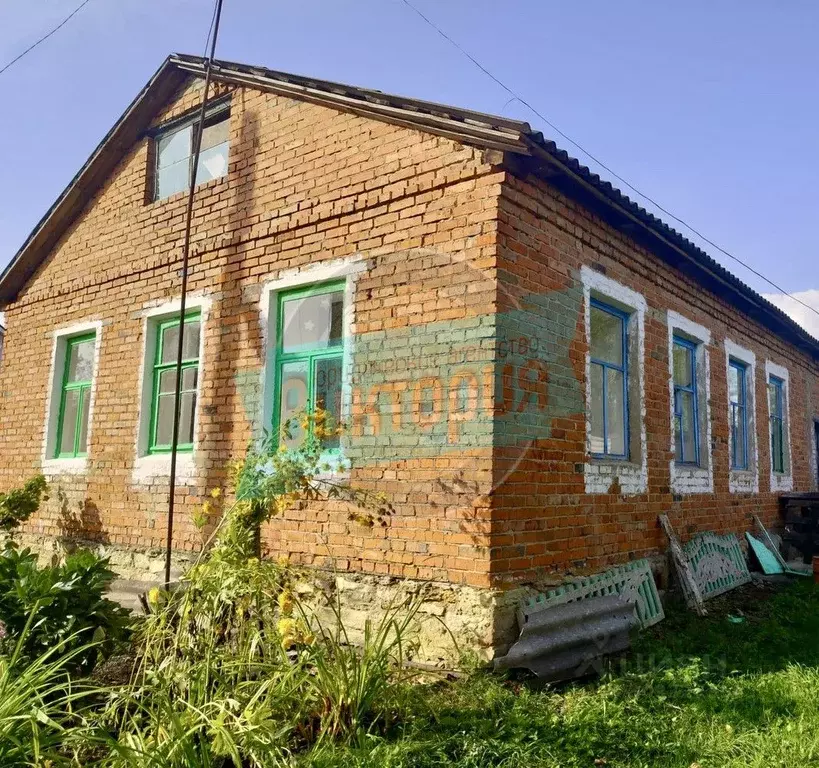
41, 320, 103, 477
581, 266, 647, 495
724, 339, 758, 493
667, 311, 713, 494
259, 256, 367, 476
765, 360, 793, 492
132, 294, 211, 485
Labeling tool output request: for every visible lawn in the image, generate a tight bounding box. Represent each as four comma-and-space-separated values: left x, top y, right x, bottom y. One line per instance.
310, 579, 819, 768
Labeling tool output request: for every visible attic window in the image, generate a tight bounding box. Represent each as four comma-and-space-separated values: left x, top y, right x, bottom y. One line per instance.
153, 106, 230, 201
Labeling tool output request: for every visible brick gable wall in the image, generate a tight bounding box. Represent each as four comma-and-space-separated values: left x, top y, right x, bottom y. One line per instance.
0, 77, 504, 589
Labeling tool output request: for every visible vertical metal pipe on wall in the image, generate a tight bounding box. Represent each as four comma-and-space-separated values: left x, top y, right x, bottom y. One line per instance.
164, 0, 225, 587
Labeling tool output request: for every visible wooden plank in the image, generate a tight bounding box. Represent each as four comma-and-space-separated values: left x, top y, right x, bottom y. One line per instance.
659, 514, 707, 616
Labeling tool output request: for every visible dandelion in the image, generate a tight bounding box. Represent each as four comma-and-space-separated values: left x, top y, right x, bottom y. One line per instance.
210, 487, 222, 499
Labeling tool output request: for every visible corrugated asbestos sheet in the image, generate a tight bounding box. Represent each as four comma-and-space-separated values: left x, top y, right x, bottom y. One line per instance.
518, 559, 664, 630
494, 594, 633, 681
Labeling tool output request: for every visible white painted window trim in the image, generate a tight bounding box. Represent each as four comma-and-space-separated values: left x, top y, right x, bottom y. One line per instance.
581, 266, 647, 496
132, 294, 212, 486
724, 339, 759, 494
259, 256, 368, 476
41, 320, 103, 477
667, 311, 713, 494
765, 360, 793, 492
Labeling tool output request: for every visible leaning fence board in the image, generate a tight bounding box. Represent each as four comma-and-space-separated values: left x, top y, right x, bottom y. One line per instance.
519, 559, 664, 630
659, 514, 707, 616
746, 532, 785, 575
684, 532, 751, 600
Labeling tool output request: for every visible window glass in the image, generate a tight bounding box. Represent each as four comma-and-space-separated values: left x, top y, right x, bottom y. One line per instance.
590, 305, 624, 365
589, 364, 604, 454
157, 125, 191, 167
769, 376, 786, 474
314, 357, 343, 450
605, 367, 626, 456
673, 338, 699, 464
729, 360, 748, 469
677, 389, 697, 461
282, 291, 344, 353
154, 112, 229, 201
67, 338, 95, 383
160, 321, 200, 364
673, 343, 693, 388
59, 390, 81, 455
589, 301, 628, 458
278, 361, 309, 450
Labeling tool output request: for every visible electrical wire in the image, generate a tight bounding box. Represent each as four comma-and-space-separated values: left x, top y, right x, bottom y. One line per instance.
399, 0, 819, 322
0, 0, 92, 77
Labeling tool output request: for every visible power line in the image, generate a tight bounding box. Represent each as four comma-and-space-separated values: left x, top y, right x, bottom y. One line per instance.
0, 0, 92, 77
399, 0, 819, 323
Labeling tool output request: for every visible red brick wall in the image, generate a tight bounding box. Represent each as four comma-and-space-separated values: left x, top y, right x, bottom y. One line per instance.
1, 75, 816, 593
491, 170, 819, 583
0, 77, 503, 588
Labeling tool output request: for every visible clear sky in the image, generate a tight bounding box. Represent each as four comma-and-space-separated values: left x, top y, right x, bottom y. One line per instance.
1, 0, 817, 308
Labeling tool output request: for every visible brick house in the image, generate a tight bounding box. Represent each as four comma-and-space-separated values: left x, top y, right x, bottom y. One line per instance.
1, 54, 818, 657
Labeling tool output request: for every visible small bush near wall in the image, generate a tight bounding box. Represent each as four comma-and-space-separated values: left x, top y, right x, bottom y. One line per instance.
0, 545, 130, 673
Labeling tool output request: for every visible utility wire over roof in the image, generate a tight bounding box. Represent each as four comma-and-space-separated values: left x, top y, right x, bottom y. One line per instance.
1, 54, 817, 359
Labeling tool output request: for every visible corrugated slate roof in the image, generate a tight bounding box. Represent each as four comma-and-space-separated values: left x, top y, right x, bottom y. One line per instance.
1, 53, 816, 358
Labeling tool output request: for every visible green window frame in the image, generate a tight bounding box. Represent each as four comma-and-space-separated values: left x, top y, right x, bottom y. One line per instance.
148, 311, 201, 454
273, 281, 345, 453
55, 332, 96, 459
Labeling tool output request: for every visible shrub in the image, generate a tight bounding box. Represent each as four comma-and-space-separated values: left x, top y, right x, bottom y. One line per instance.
0, 545, 130, 673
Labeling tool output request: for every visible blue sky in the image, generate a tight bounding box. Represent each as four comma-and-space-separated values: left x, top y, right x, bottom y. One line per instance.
1, 0, 817, 312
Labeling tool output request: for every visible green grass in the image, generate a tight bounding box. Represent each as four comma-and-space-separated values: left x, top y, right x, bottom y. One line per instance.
306, 579, 819, 768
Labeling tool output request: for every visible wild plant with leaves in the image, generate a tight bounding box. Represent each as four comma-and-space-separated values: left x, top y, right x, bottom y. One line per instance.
94, 409, 419, 765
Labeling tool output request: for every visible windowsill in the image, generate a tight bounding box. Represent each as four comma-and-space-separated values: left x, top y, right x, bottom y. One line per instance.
132, 452, 199, 485
585, 455, 647, 496
670, 460, 713, 494
41, 457, 88, 477
729, 467, 758, 494
771, 471, 794, 492
589, 455, 639, 468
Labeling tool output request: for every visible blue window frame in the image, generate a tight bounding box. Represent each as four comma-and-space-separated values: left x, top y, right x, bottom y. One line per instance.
672, 336, 700, 465
728, 360, 748, 470
768, 375, 785, 474
589, 299, 629, 459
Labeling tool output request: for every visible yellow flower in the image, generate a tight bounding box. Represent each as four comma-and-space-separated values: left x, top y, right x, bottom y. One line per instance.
210, 487, 222, 499
277, 554, 290, 568
277, 590, 294, 615
147, 587, 162, 606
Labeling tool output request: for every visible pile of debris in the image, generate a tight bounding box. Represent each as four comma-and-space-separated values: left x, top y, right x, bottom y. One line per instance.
495, 514, 809, 682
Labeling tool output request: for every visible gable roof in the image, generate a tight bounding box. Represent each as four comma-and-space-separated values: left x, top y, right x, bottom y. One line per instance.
1, 53, 817, 360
